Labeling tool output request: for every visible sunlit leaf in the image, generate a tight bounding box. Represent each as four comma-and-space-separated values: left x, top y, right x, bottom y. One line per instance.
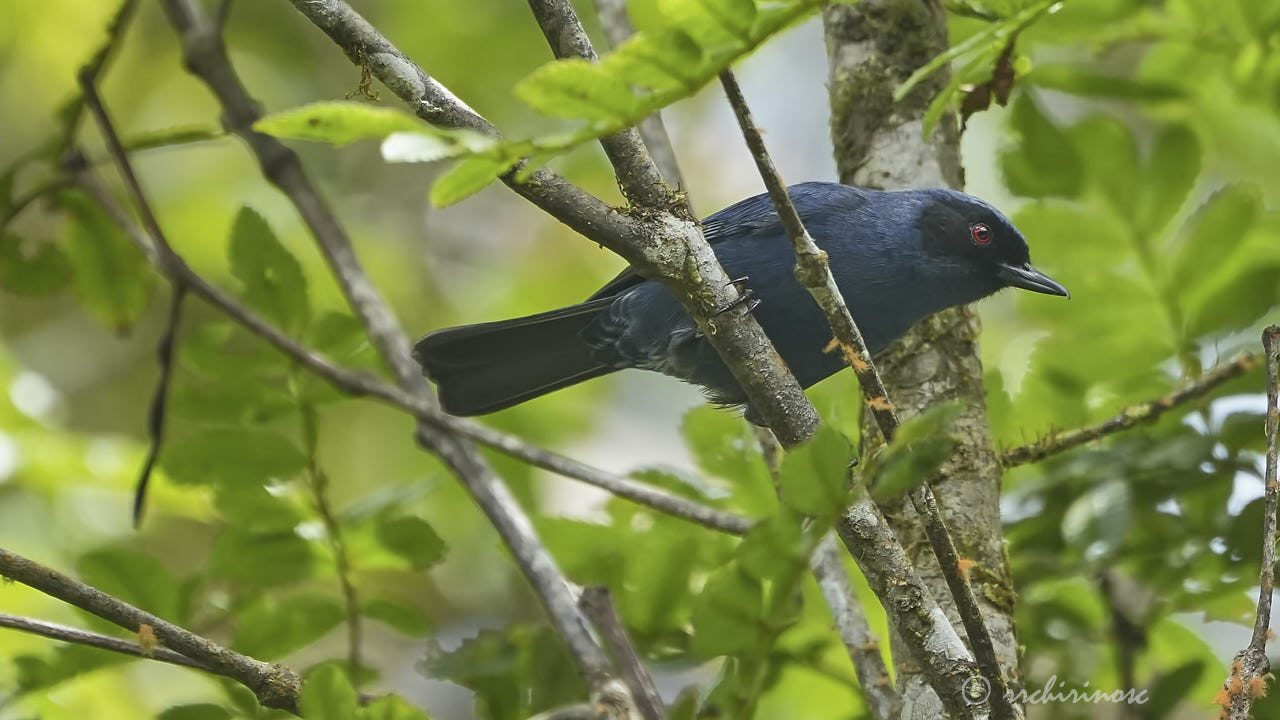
229, 207, 309, 334
0, 233, 72, 296
300, 664, 360, 720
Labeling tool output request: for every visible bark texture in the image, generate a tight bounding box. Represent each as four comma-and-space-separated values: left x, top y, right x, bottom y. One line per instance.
823, 0, 1021, 716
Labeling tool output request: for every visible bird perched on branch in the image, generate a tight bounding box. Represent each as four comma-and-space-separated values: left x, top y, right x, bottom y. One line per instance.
415, 182, 1068, 420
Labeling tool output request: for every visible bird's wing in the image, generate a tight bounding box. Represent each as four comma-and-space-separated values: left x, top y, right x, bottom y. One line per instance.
585, 188, 820, 300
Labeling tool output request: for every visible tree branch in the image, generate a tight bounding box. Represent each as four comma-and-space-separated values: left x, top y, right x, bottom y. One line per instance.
525, 0, 673, 208
282, 0, 821, 448
808, 537, 898, 720
0, 548, 301, 713
719, 67, 1013, 720
1001, 353, 1260, 467
591, 0, 688, 196
1219, 325, 1279, 720
579, 587, 667, 720
0, 612, 213, 672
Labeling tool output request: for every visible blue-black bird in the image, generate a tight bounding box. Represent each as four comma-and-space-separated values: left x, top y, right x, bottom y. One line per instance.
414, 182, 1068, 419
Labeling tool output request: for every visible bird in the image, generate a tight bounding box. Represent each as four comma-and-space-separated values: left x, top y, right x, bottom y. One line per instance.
414, 182, 1068, 421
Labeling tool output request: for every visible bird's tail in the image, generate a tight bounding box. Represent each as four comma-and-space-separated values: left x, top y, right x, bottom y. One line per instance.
413, 297, 617, 416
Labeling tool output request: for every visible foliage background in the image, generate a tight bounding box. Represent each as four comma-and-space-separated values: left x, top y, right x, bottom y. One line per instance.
1, 0, 1279, 718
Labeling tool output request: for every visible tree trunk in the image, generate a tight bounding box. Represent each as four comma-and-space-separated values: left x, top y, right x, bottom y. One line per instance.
823, 0, 1022, 716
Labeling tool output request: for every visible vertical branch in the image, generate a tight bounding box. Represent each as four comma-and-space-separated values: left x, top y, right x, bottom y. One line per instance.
524, 0, 674, 209
132, 287, 186, 525
591, 0, 689, 195
1220, 325, 1280, 720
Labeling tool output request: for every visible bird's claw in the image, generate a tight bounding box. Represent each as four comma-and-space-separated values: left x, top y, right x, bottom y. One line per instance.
712, 277, 761, 317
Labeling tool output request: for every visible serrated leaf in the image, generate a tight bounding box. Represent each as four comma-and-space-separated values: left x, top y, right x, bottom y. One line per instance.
375, 515, 447, 570
0, 234, 72, 296
1170, 184, 1260, 292
161, 428, 306, 488
777, 423, 853, 515
516, 60, 643, 123
300, 664, 360, 720
59, 189, 154, 331
691, 566, 763, 657
253, 101, 424, 146
1138, 125, 1200, 234
229, 207, 309, 333
430, 154, 516, 207
603, 29, 705, 92
233, 594, 345, 660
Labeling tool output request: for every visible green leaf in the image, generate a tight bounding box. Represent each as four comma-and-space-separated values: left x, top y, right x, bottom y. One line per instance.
1069, 115, 1139, 219
1028, 64, 1183, 100
59, 189, 154, 331
1170, 184, 1261, 291
213, 484, 305, 532
999, 94, 1083, 199
233, 594, 345, 660
229, 207, 309, 333
681, 406, 775, 516
691, 566, 764, 657
363, 598, 432, 636
777, 423, 852, 515
602, 29, 705, 92
0, 234, 73, 296
1145, 661, 1205, 719
300, 664, 360, 720
736, 510, 808, 581
516, 60, 643, 123
161, 428, 306, 488
429, 154, 517, 207
253, 102, 424, 146
210, 528, 317, 587
77, 546, 181, 622
1061, 479, 1131, 557
867, 402, 964, 499
1138, 124, 1201, 234
157, 704, 233, 720
363, 696, 431, 720
375, 515, 448, 570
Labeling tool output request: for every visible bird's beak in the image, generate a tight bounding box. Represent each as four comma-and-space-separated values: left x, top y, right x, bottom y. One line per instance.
998, 262, 1070, 298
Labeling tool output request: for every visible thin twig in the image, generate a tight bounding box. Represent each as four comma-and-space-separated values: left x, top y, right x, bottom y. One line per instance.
579, 587, 667, 720
720, 68, 1012, 720
809, 537, 897, 720
525, 0, 672, 209
589, 0, 689, 196
132, 287, 185, 526
1002, 353, 1260, 467
1219, 325, 1280, 720
0, 547, 301, 713
0, 612, 213, 672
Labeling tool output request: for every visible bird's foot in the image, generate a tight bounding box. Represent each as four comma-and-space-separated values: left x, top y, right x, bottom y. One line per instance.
712, 276, 761, 317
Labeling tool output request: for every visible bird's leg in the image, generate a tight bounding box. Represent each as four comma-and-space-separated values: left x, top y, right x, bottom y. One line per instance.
711, 276, 762, 317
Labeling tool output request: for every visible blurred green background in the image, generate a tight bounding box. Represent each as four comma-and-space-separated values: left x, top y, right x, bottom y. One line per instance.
2, 0, 1280, 718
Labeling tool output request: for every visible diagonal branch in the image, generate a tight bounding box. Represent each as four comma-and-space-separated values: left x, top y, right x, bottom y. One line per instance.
719, 68, 1013, 720
1219, 326, 1279, 720
0, 548, 301, 713
1002, 353, 1260, 467
0, 612, 213, 672
525, 0, 673, 208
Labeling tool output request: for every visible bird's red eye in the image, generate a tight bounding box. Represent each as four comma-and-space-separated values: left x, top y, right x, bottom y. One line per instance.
971, 223, 992, 245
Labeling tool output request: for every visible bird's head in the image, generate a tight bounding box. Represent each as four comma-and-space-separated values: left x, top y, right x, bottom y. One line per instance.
915, 189, 1069, 299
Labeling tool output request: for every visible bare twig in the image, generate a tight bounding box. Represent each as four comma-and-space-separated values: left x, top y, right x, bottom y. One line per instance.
719, 67, 1012, 720
0, 612, 212, 672
525, 0, 672, 208
0, 548, 301, 713
1002, 353, 1260, 467
590, 0, 689, 196
579, 587, 667, 720
809, 537, 897, 720
1219, 325, 1280, 720
132, 287, 185, 525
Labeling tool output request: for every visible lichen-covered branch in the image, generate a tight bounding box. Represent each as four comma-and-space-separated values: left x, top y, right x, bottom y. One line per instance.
1218, 326, 1279, 720
0, 547, 302, 713
721, 65, 1013, 719
1002, 353, 1260, 467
